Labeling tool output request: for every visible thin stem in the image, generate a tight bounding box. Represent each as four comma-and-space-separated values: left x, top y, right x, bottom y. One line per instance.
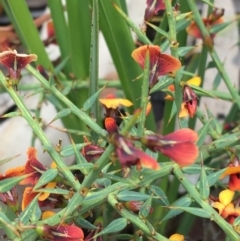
26, 65, 107, 138
164, 0, 185, 127
137, 47, 150, 137
108, 193, 170, 241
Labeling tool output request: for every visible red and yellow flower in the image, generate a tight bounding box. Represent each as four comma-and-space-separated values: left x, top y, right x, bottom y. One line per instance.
132, 45, 181, 88
211, 189, 240, 222
165, 76, 200, 118
105, 117, 160, 171
187, 8, 224, 39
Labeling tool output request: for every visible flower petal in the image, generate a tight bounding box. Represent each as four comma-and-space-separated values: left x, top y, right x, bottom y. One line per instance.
132, 45, 181, 76
186, 76, 201, 86
105, 117, 118, 133
135, 149, 160, 170
169, 234, 185, 241
99, 98, 133, 109
220, 166, 240, 179
38, 182, 57, 201
159, 142, 199, 166
162, 128, 198, 143
219, 189, 235, 206
144, 0, 167, 21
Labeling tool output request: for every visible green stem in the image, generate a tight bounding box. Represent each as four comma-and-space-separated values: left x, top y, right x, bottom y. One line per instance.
164, 0, 182, 115
173, 165, 239, 241
108, 193, 169, 240
0, 72, 80, 191
137, 48, 150, 137
89, 0, 99, 121
26, 65, 107, 138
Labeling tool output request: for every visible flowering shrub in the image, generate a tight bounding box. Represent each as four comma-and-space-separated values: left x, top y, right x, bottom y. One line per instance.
0, 1, 239, 240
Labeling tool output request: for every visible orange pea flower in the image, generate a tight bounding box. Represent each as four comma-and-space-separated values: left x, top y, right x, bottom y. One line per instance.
187, 8, 224, 39
20, 147, 47, 185
220, 159, 240, 191
140, 128, 198, 167
22, 184, 62, 211
0, 50, 37, 85
144, 0, 171, 21
105, 117, 160, 171
211, 189, 240, 221
132, 45, 181, 88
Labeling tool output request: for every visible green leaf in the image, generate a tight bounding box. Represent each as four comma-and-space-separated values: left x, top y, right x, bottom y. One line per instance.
139, 196, 153, 218
49, 108, 72, 124
75, 217, 97, 230
233, 216, 240, 233
212, 72, 222, 90
0, 175, 26, 192
30, 202, 41, 222
0, 212, 19, 240
19, 193, 40, 224
197, 119, 212, 147
160, 196, 192, 223
206, 105, 222, 135
196, 168, 226, 189
0, 154, 21, 166
83, 85, 105, 111
116, 191, 150, 201
34, 188, 69, 196
60, 143, 88, 157
96, 218, 128, 236
0, 111, 21, 118
178, 46, 196, 57
33, 169, 58, 190
169, 206, 211, 218
199, 164, 210, 200
209, 21, 233, 34
149, 76, 173, 94
148, 185, 169, 206
145, 21, 169, 38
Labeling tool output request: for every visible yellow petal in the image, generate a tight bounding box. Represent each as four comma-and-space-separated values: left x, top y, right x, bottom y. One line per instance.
178, 103, 189, 118
219, 189, 235, 206
42, 210, 55, 220
38, 182, 57, 201
99, 98, 133, 109
169, 234, 185, 241
186, 76, 201, 86
212, 201, 225, 214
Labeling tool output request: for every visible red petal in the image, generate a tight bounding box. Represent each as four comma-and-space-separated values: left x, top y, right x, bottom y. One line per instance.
20, 147, 46, 185
160, 142, 199, 166
105, 117, 118, 133
144, 0, 166, 21
135, 149, 160, 170
162, 128, 198, 143
47, 21, 55, 39
50, 225, 84, 240
131, 45, 181, 76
